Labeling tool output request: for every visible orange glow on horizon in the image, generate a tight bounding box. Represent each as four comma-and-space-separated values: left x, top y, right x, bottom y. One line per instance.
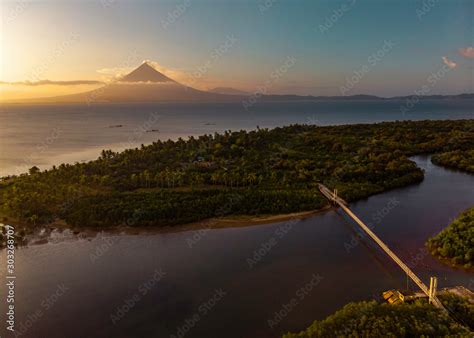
0, 83, 103, 101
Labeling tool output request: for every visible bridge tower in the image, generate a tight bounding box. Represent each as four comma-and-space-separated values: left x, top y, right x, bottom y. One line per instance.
429, 277, 438, 304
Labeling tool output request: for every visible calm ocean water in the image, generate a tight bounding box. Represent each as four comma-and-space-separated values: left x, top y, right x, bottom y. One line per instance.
1, 99, 473, 176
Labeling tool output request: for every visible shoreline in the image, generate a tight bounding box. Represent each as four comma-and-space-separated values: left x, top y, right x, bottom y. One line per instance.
151, 206, 332, 233
1, 205, 333, 247
426, 248, 474, 273
424, 205, 474, 273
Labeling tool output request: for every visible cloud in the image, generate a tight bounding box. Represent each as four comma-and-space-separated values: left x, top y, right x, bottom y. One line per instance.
142, 60, 190, 83
441, 56, 457, 69
458, 47, 474, 59
0, 80, 103, 86
97, 66, 135, 80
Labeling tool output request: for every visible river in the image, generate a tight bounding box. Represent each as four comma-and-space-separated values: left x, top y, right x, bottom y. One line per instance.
0, 155, 473, 337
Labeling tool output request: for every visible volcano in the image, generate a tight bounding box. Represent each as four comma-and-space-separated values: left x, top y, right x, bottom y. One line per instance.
120, 62, 176, 83
22, 62, 243, 104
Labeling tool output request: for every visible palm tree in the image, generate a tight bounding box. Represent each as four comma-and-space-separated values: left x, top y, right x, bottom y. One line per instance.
211, 172, 220, 185
247, 173, 257, 186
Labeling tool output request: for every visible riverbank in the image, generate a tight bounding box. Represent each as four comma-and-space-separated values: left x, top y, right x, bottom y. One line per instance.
426, 206, 474, 271
0, 206, 333, 248
426, 249, 474, 273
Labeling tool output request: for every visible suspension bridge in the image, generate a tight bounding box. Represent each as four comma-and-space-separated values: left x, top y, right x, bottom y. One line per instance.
317, 183, 446, 310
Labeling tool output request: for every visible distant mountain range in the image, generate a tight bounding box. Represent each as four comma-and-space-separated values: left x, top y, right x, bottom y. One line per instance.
260, 93, 474, 101
6, 62, 474, 104
209, 87, 250, 95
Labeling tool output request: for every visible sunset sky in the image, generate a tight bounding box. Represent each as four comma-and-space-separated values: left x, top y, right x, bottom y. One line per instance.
1, 0, 473, 99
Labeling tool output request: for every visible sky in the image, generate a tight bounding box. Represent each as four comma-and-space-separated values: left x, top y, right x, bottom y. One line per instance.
1, 0, 473, 99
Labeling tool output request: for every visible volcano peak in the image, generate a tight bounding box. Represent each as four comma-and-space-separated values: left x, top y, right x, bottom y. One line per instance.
121, 62, 175, 83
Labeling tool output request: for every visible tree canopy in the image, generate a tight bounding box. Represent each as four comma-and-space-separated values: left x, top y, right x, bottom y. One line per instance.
432, 149, 474, 173
427, 206, 474, 269
283, 295, 473, 337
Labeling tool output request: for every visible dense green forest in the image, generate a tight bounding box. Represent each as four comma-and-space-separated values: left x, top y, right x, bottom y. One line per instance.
283, 294, 473, 337
0, 119, 473, 229
440, 293, 474, 330
432, 149, 474, 173
427, 206, 474, 269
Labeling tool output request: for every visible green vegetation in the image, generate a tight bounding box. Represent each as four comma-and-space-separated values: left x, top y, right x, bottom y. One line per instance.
440, 293, 474, 330
427, 206, 474, 269
432, 149, 474, 173
0, 119, 473, 229
284, 296, 473, 337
